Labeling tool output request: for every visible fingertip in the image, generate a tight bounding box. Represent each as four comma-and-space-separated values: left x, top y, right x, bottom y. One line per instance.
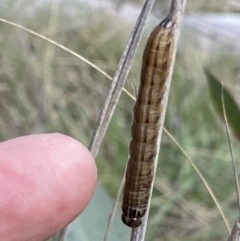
0, 133, 97, 241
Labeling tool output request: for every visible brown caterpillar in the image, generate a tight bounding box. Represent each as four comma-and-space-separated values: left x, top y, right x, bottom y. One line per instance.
121, 3, 176, 228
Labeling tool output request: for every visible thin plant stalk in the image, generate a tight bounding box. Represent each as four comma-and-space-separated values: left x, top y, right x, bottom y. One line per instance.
88, 0, 156, 158
221, 81, 240, 240
221, 82, 240, 216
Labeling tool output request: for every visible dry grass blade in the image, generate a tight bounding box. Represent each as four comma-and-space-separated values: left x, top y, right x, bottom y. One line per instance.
221, 81, 240, 240
0, 18, 138, 103
88, 0, 156, 158
0, 18, 112, 81
164, 128, 231, 233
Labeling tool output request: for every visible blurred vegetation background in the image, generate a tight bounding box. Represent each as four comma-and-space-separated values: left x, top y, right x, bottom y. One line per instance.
117, 0, 240, 13
0, 0, 240, 240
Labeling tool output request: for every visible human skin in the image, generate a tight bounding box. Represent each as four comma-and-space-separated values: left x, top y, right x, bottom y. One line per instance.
0, 133, 97, 241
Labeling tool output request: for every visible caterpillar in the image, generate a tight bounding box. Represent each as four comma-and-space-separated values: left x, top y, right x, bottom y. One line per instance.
121, 1, 176, 228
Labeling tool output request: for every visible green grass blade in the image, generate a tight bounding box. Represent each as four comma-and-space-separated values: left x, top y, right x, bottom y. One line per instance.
205, 69, 240, 139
